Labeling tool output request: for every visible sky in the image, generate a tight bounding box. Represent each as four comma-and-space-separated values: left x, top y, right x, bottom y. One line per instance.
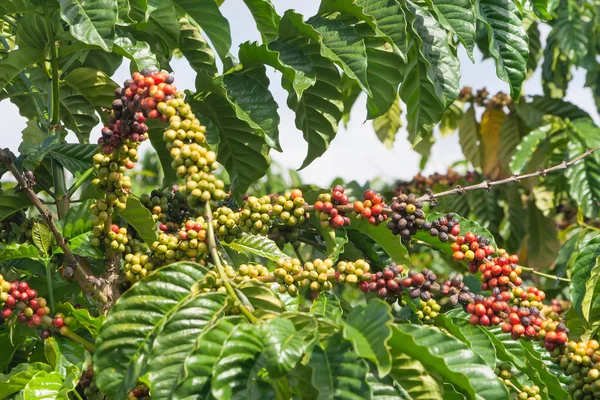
1, 1, 598, 187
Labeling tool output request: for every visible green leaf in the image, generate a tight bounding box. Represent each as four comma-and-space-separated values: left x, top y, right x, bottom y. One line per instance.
211, 324, 274, 399
570, 237, 600, 320
145, 118, 180, 188
49, 144, 97, 174
280, 11, 370, 95
520, 341, 571, 398
498, 114, 522, 173
459, 106, 481, 168
117, 196, 158, 245
311, 292, 343, 324
222, 232, 287, 262
506, 187, 527, 253
526, 199, 560, 270
439, 102, 463, 137
237, 279, 286, 315
0, 243, 40, 261
549, 1, 587, 64
189, 90, 270, 203
174, 316, 244, 397
0, 48, 44, 93
22, 370, 64, 400
58, 302, 105, 337
347, 217, 409, 265
32, 222, 52, 256
113, 37, 160, 73
388, 351, 442, 399
319, 225, 348, 263
565, 136, 600, 218
426, 0, 476, 59
517, 96, 590, 126
372, 97, 401, 149
526, 21, 541, 78
0, 0, 45, 14
477, 0, 529, 98
309, 333, 371, 400
58, 0, 117, 52
0, 363, 53, 399
261, 317, 316, 378
440, 310, 496, 369
94, 261, 208, 399
0, 189, 33, 221
285, 40, 343, 169
244, 0, 280, 43
44, 335, 85, 377
405, 1, 460, 107
467, 189, 503, 241
59, 84, 99, 143
240, 40, 316, 100
390, 325, 509, 400
63, 67, 119, 108
343, 299, 392, 376
147, 293, 228, 398
171, 0, 233, 65
348, 24, 404, 120
533, 0, 559, 20
178, 17, 218, 77
399, 46, 445, 145
509, 124, 552, 174
366, 371, 406, 399
15, 13, 52, 52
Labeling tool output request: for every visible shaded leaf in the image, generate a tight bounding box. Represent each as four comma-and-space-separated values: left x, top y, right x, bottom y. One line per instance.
117, 196, 158, 245
459, 106, 481, 168
372, 97, 401, 149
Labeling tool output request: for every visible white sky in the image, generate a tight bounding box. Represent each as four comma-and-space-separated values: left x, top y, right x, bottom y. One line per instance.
1, 1, 597, 187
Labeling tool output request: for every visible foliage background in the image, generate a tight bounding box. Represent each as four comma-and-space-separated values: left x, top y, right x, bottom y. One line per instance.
1, 0, 597, 187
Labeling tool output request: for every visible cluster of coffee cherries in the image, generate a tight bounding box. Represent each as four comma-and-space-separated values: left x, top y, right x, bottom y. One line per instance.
272, 189, 306, 227
0, 277, 48, 327
123, 250, 156, 283
151, 217, 209, 263
353, 189, 387, 226
466, 290, 511, 326
197, 266, 235, 294
440, 276, 472, 306
314, 185, 351, 228
0, 211, 33, 244
495, 362, 513, 385
386, 193, 426, 241
77, 365, 101, 399
127, 382, 151, 400
234, 264, 271, 284
239, 196, 273, 235
140, 186, 189, 225
477, 252, 523, 291
416, 298, 441, 323
425, 214, 461, 242
274, 257, 305, 296
335, 259, 371, 284
181, 171, 227, 206
211, 206, 242, 243
516, 386, 542, 400
554, 340, 600, 399
452, 231, 496, 266
92, 224, 129, 252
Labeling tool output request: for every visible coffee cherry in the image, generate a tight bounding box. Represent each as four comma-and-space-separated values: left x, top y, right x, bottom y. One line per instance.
211, 207, 242, 243
273, 190, 307, 227
314, 187, 350, 229
387, 193, 425, 241
239, 196, 273, 235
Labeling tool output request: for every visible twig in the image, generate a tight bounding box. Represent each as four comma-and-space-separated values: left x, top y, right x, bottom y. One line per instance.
66, 166, 95, 198
0, 149, 108, 304
519, 266, 570, 282
205, 202, 258, 323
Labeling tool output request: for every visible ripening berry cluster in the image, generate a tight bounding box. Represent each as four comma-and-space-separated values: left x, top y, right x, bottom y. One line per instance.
211, 206, 242, 243
0, 277, 48, 327
151, 217, 209, 263
553, 340, 600, 399
416, 298, 441, 323
78, 365, 101, 400
440, 276, 472, 306
386, 193, 426, 241
239, 196, 273, 235
425, 214, 460, 242
234, 264, 270, 283
353, 189, 386, 226
495, 362, 513, 386
314, 185, 351, 228
140, 186, 189, 226
478, 252, 523, 291
466, 290, 511, 326
275, 257, 305, 296
0, 211, 33, 244
124, 251, 155, 283
197, 266, 236, 294
127, 383, 151, 400
272, 189, 307, 227
335, 259, 371, 284
453, 231, 496, 266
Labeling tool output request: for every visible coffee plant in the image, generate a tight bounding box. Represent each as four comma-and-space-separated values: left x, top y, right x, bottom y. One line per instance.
2, 0, 600, 399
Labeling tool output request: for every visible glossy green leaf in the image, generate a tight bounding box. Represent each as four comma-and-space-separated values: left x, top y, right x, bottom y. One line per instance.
348, 217, 409, 265
117, 196, 158, 245
237, 279, 286, 314
526, 21, 541, 78
22, 370, 64, 400
58, 302, 105, 337
113, 37, 160, 73
388, 351, 442, 399
367, 371, 406, 399
222, 232, 287, 262
0, 363, 53, 399
49, 144, 97, 174
311, 292, 343, 324
405, 1, 460, 107
309, 333, 371, 400
565, 136, 600, 218
15, 13, 52, 52
517, 96, 590, 127
343, 299, 392, 376
145, 118, 180, 188
189, 90, 270, 203
94, 262, 208, 399
0, 48, 44, 93
173, 316, 244, 397
280, 11, 370, 94
240, 40, 316, 100
178, 17, 218, 77
147, 293, 228, 398
477, 0, 529, 98
521, 341, 571, 397
0, 243, 40, 261
284, 40, 343, 169
426, 0, 476, 59
459, 106, 481, 168
509, 124, 552, 174
372, 97, 401, 149
59, 84, 99, 143
32, 222, 52, 256
439, 102, 463, 137
391, 325, 509, 400
533, 0, 559, 20
244, 0, 280, 43
172, 0, 233, 65
440, 310, 496, 369
211, 323, 274, 399
0, 0, 45, 14
570, 237, 600, 320
58, 0, 117, 52
63, 67, 119, 108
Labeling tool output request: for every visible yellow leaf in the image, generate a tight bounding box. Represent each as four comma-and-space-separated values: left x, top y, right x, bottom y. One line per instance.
480, 108, 506, 178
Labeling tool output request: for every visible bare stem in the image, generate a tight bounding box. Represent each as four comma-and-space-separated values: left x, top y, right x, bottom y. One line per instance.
205, 202, 258, 323
520, 266, 570, 282
0, 149, 108, 304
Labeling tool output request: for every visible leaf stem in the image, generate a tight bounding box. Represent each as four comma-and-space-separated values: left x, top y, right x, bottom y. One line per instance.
519, 266, 570, 282
44, 259, 56, 312
66, 167, 95, 198
60, 328, 97, 353
205, 202, 258, 324
293, 245, 305, 264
